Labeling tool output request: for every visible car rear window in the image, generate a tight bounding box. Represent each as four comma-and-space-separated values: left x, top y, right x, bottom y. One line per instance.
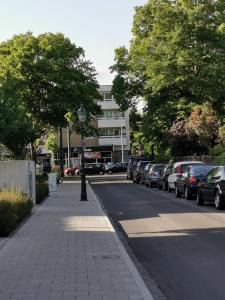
140, 161, 150, 169
191, 166, 214, 175
153, 165, 165, 171
181, 163, 202, 172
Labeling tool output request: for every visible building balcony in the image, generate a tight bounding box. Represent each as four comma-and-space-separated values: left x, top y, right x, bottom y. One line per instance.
97, 100, 119, 110
98, 136, 127, 146
98, 117, 126, 128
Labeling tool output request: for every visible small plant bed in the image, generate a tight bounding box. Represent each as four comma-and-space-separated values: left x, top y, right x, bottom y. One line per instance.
35, 174, 49, 204
0, 189, 33, 237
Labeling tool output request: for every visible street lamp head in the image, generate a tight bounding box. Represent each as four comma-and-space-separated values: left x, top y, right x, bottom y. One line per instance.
78, 103, 86, 123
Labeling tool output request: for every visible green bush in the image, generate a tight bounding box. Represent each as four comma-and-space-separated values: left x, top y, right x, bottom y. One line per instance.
36, 173, 48, 183
215, 152, 225, 166
0, 190, 33, 237
36, 183, 49, 204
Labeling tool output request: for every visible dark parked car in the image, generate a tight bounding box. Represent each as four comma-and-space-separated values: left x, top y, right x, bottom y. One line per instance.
133, 161, 151, 183
106, 162, 128, 174
168, 161, 204, 192
175, 165, 214, 199
127, 157, 149, 180
76, 163, 105, 175
158, 164, 173, 191
146, 164, 166, 188
197, 166, 225, 209
142, 163, 154, 186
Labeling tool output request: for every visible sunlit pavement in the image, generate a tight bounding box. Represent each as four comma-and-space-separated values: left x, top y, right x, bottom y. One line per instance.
0, 181, 153, 300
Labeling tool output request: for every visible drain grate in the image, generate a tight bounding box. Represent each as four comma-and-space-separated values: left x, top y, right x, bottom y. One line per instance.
93, 254, 120, 260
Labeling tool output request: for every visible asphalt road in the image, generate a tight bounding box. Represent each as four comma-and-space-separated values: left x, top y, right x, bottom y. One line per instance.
90, 175, 225, 300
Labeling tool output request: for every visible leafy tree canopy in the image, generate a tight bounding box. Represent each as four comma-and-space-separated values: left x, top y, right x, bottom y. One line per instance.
0, 32, 102, 129
111, 0, 225, 153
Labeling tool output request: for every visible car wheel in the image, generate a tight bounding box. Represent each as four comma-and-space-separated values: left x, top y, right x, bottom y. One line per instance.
185, 187, 192, 200
175, 186, 181, 198
149, 180, 153, 188
108, 170, 112, 175
215, 191, 225, 210
158, 183, 162, 190
163, 182, 168, 191
197, 189, 204, 206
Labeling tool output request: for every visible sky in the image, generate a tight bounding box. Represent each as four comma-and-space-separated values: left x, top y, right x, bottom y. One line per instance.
0, 0, 147, 85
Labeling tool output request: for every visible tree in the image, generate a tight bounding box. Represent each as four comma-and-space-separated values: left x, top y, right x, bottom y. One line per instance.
0, 32, 101, 130
0, 32, 102, 158
111, 0, 225, 154
0, 72, 42, 159
187, 102, 219, 148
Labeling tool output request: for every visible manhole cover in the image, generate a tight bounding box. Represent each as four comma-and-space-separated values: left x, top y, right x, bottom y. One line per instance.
93, 254, 120, 260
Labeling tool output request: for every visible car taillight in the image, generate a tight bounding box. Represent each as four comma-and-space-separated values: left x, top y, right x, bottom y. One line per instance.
188, 176, 197, 185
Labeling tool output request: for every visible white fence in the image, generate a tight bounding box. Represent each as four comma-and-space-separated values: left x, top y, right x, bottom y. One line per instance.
0, 160, 36, 205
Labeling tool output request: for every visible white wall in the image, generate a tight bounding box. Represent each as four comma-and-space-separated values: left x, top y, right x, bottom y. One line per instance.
0, 160, 36, 205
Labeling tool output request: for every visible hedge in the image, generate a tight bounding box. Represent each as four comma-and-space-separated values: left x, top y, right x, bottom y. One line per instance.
0, 190, 33, 237
36, 182, 49, 204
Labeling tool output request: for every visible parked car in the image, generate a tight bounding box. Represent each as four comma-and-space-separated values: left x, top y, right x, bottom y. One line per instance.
127, 157, 150, 180
142, 163, 154, 186
168, 161, 204, 192
158, 164, 173, 191
76, 163, 105, 175
64, 166, 79, 176
106, 162, 128, 174
146, 164, 166, 188
197, 166, 225, 209
133, 160, 151, 183
175, 165, 214, 199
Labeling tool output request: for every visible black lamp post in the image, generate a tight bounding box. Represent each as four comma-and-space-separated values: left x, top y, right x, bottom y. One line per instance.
78, 104, 88, 201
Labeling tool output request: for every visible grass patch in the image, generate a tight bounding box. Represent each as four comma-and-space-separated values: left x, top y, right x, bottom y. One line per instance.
0, 189, 32, 237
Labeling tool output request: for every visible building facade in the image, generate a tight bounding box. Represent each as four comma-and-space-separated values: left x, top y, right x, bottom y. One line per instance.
56, 85, 130, 166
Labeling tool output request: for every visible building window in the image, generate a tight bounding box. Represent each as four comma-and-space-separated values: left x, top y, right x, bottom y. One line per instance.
99, 92, 114, 101
99, 128, 126, 137
104, 92, 113, 100
101, 110, 125, 119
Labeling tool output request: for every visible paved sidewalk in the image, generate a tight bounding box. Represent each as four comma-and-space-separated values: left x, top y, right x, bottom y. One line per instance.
0, 182, 153, 300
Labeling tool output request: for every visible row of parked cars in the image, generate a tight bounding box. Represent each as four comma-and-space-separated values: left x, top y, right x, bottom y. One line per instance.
64, 162, 128, 176
127, 157, 225, 210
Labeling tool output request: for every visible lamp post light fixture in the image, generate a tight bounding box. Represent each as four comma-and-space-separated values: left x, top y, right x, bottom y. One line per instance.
78, 103, 88, 201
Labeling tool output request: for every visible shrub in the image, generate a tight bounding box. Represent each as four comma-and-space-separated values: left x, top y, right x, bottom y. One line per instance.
0, 189, 33, 237
36, 183, 49, 204
215, 152, 225, 166
36, 173, 48, 183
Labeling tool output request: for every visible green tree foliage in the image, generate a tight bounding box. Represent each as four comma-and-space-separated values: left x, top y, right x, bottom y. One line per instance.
0, 32, 101, 129
0, 32, 101, 157
187, 102, 219, 147
45, 131, 58, 155
0, 73, 42, 158
111, 0, 225, 155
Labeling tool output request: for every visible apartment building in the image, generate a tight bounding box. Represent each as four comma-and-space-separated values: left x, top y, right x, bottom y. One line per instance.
53, 85, 130, 166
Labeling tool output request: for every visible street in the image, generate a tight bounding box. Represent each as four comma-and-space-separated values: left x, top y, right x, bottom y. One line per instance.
90, 175, 225, 300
